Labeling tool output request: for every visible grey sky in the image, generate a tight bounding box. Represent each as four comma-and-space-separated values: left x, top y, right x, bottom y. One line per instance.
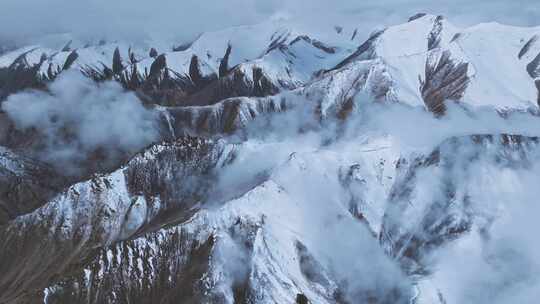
1, 0, 538, 44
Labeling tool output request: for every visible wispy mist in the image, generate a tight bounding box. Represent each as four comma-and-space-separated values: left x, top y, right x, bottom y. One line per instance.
2, 71, 158, 172
423, 150, 540, 303
1, 0, 538, 45
211, 93, 540, 301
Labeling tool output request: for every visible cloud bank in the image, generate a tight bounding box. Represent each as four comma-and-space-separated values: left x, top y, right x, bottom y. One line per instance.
0, 0, 538, 45
2, 71, 158, 172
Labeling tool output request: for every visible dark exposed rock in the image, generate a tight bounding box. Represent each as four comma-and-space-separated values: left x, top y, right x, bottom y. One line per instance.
46, 62, 60, 80
428, 15, 444, 51
0, 51, 47, 101
450, 33, 462, 43
165, 95, 285, 135
39, 216, 263, 304
149, 47, 158, 58
38, 230, 218, 304
408, 13, 427, 22
149, 54, 167, 79
330, 29, 385, 71
189, 55, 203, 86
296, 242, 332, 288
536, 79, 540, 106
351, 29, 358, 41
253, 66, 279, 97
128, 47, 137, 64
119, 64, 141, 90
62, 50, 79, 71
266, 31, 291, 55
165, 64, 279, 108
39, 53, 47, 65
112, 47, 123, 75
219, 43, 232, 78
0, 30, 330, 109
420, 50, 469, 115
80, 63, 113, 82
188, 55, 216, 89
296, 294, 309, 304
172, 40, 194, 52
525, 52, 540, 106
290, 36, 337, 54
526, 52, 540, 78
519, 35, 539, 59
0, 147, 67, 225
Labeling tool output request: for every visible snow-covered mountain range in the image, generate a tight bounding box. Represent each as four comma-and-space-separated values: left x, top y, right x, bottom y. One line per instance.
0, 13, 540, 304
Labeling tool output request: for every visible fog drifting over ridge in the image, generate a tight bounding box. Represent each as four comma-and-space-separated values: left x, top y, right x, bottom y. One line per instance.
1, 0, 538, 45
2, 71, 158, 173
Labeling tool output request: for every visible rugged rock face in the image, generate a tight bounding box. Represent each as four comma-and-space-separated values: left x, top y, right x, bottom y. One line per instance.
163, 96, 287, 136
0, 147, 67, 225
420, 50, 469, 114
0, 137, 231, 303
0, 51, 47, 101
525, 50, 540, 105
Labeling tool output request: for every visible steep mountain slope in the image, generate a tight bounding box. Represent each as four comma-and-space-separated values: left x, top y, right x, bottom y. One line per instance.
0, 146, 67, 225
306, 14, 540, 116
0, 137, 231, 303
4, 131, 540, 304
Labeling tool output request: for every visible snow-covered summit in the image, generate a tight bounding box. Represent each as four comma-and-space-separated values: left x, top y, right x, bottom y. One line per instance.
309, 14, 540, 114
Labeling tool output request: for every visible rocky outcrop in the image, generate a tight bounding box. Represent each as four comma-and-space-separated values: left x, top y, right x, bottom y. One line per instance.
112, 47, 124, 75
0, 147, 67, 225
62, 50, 79, 71
420, 50, 469, 115
219, 44, 232, 78
0, 51, 47, 101
149, 47, 158, 58
163, 95, 286, 136
519, 35, 539, 59
525, 52, 540, 105
526, 52, 540, 79
427, 15, 444, 50
330, 30, 383, 71
408, 13, 427, 22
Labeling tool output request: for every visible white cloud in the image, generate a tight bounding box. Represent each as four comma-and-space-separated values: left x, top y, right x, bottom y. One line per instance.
2, 71, 158, 172
0, 0, 537, 45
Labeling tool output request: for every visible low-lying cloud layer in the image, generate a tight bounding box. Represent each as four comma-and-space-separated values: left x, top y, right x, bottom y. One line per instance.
1, 0, 538, 45
214, 96, 540, 302
2, 71, 158, 172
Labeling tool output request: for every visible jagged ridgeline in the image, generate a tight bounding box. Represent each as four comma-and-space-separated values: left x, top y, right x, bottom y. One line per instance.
2, 14, 540, 120
0, 13, 540, 304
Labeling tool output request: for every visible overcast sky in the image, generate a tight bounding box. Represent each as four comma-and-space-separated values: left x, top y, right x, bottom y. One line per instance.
1, 0, 538, 44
